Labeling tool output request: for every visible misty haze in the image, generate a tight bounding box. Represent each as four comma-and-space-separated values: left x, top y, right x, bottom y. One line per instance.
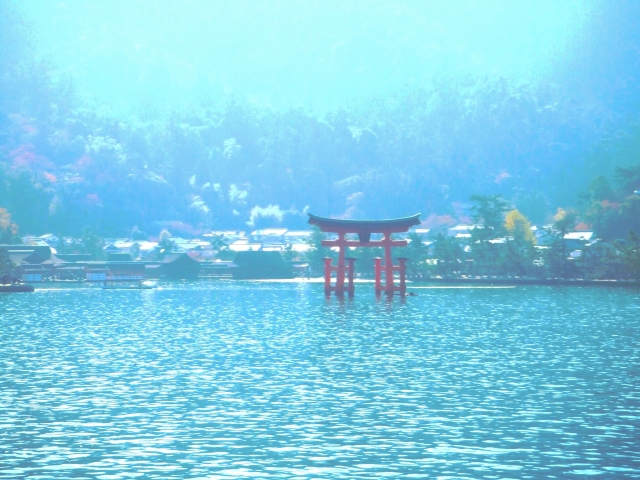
1, 1, 640, 478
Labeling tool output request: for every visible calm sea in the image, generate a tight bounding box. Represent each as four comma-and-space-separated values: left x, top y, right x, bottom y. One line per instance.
1, 281, 639, 478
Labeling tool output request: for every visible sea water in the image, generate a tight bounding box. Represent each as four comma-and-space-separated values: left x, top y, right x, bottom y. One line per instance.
1, 281, 639, 478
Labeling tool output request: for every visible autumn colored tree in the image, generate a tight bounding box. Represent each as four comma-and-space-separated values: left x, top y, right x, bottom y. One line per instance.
501, 209, 536, 276
0, 208, 19, 244
505, 209, 536, 245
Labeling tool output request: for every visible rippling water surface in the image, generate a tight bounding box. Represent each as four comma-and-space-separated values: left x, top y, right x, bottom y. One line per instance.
1, 282, 640, 478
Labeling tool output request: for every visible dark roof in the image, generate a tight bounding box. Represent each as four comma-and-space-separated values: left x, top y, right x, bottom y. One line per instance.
159, 253, 199, 264
56, 254, 93, 262
233, 251, 287, 268
21, 251, 48, 264
7, 253, 31, 266
308, 213, 421, 233
7, 251, 48, 266
0, 244, 52, 260
42, 254, 68, 265
108, 253, 133, 261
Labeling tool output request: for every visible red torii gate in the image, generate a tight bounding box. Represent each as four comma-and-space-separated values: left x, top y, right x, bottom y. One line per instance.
308, 213, 421, 297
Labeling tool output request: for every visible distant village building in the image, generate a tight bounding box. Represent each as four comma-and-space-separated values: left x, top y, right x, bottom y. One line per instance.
447, 225, 476, 237
0, 244, 52, 261
283, 230, 313, 243
107, 253, 133, 262
158, 253, 201, 279
232, 251, 294, 279
250, 228, 288, 244
56, 254, 92, 262
564, 231, 594, 250
204, 231, 246, 242
104, 262, 145, 282
412, 228, 431, 240
229, 239, 262, 252
199, 260, 237, 278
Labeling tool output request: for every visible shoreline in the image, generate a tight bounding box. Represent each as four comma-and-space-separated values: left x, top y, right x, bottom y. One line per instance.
414, 277, 640, 287
0, 284, 35, 292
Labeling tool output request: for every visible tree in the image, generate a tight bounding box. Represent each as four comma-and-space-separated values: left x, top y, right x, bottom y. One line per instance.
469, 194, 510, 239
544, 208, 578, 278
282, 243, 296, 262
583, 175, 614, 203
502, 209, 536, 276
352, 245, 383, 277
0, 208, 19, 244
618, 231, 640, 280
209, 234, 228, 251
304, 226, 333, 275
432, 233, 464, 277
615, 164, 640, 196
80, 227, 104, 259
403, 231, 429, 277
0, 250, 13, 279
505, 210, 535, 245
155, 229, 177, 257
597, 195, 640, 241
468, 195, 510, 275
553, 208, 577, 236
210, 234, 234, 260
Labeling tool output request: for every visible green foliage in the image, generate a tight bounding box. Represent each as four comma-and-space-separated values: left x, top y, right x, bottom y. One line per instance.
615, 164, 640, 196
0, 251, 13, 277
553, 208, 577, 235
542, 225, 575, 279
432, 233, 464, 277
352, 246, 384, 277
209, 234, 228, 251
281, 244, 296, 263
303, 226, 333, 275
402, 232, 429, 277
1, 65, 638, 237
617, 232, 640, 280
156, 238, 176, 260
80, 227, 104, 260
584, 176, 614, 203
469, 194, 510, 239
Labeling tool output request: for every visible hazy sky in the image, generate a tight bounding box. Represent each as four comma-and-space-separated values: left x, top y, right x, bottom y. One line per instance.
19, 0, 591, 111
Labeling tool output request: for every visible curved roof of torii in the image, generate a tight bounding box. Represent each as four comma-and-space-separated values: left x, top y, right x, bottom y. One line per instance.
308, 213, 421, 233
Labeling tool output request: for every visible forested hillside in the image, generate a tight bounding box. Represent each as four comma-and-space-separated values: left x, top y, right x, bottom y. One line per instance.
1, 1, 639, 238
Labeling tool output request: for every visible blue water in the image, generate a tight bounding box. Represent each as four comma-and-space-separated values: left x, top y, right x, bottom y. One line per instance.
1, 281, 639, 478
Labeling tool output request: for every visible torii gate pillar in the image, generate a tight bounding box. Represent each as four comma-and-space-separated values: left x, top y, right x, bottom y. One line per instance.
309, 213, 420, 297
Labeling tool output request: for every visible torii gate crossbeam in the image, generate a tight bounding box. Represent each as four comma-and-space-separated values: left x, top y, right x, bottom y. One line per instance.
308, 213, 421, 297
